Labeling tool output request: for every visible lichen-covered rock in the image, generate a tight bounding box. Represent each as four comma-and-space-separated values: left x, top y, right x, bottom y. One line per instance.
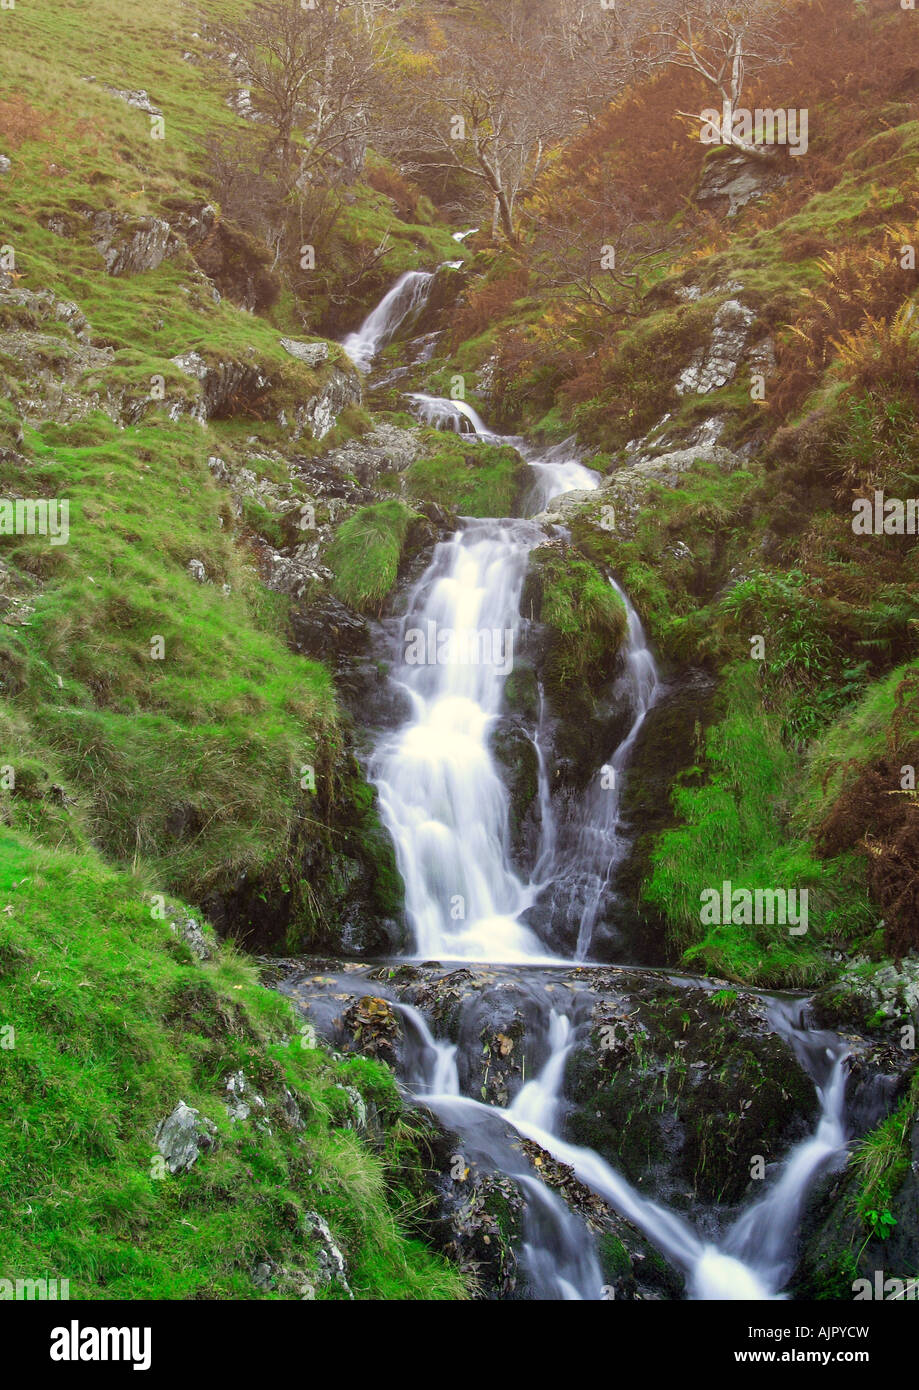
288, 367, 362, 442
280, 338, 330, 368
812, 955, 919, 1035
224, 1069, 267, 1123
169, 349, 271, 423
302, 1210, 353, 1297
154, 1101, 217, 1173
89, 211, 180, 277
166, 903, 213, 961
696, 148, 791, 218
676, 299, 756, 396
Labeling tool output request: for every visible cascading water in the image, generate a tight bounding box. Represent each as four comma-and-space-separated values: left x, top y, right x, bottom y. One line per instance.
325, 274, 856, 1301
406, 391, 497, 437
535, 577, 661, 961
341, 269, 435, 372
371, 518, 552, 962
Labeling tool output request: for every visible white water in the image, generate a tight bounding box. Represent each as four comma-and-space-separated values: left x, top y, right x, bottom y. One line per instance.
352, 273, 853, 1301
406, 391, 497, 437
537, 576, 661, 960
371, 518, 552, 962
405, 993, 849, 1301
341, 269, 434, 372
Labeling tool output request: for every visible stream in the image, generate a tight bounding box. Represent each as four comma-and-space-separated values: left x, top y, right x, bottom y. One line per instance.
285, 264, 855, 1300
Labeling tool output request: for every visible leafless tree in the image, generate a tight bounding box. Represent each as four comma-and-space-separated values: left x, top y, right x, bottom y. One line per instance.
647, 0, 789, 160
526, 192, 679, 325
229, 0, 387, 185
384, 1, 638, 244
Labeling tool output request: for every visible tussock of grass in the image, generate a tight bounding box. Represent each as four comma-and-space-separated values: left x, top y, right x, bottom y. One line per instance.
644, 665, 875, 986
326, 499, 419, 615
526, 545, 628, 698
405, 432, 529, 518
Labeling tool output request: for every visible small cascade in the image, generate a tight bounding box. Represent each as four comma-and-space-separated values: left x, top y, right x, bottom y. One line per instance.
406, 391, 497, 437
407, 989, 849, 1302
341, 269, 435, 373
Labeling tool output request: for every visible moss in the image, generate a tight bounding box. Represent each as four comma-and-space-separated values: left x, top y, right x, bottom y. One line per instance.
524, 545, 628, 699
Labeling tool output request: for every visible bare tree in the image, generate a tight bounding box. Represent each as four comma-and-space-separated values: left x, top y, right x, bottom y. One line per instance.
385, 1, 637, 244
230, 0, 385, 184
648, 0, 788, 160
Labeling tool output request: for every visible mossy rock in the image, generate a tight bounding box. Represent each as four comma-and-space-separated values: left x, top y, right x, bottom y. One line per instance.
522, 542, 628, 701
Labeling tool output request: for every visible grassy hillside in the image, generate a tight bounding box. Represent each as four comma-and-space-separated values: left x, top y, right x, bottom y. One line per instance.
0, 828, 466, 1298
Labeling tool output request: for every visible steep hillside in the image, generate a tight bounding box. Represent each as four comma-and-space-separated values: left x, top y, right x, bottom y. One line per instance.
2, 0, 918, 1309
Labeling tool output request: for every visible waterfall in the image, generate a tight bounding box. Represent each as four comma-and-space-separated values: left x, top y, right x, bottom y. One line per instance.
406, 391, 497, 437
329, 274, 856, 1301
341, 269, 434, 373
371, 518, 552, 962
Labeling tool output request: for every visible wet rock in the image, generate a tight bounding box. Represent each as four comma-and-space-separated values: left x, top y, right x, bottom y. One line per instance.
566, 980, 818, 1209
288, 591, 369, 660
0, 156, 10, 176
541, 443, 743, 542
490, 721, 539, 864
517, 1138, 683, 1300
187, 558, 207, 583
154, 1101, 217, 1173
794, 1069, 919, 1299
435, 1169, 525, 1298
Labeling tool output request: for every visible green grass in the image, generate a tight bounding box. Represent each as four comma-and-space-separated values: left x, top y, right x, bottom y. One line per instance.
526, 545, 628, 698
326, 499, 419, 615
0, 411, 342, 904
850, 1072, 919, 1245
404, 432, 529, 517
0, 829, 468, 1300
644, 664, 875, 985
801, 658, 919, 826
